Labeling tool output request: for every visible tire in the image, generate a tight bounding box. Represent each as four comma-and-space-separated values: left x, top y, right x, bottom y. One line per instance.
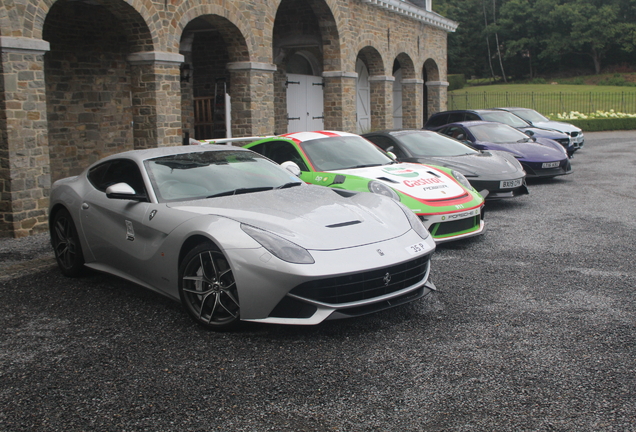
50, 208, 85, 277
178, 243, 240, 330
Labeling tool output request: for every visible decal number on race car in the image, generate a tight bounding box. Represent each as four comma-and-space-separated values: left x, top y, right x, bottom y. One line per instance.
542, 161, 560, 169
500, 178, 523, 189
406, 242, 428, 255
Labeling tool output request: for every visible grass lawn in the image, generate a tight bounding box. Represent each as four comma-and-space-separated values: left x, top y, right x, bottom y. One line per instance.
448, 82, 636, 114
450, 84, 636, 95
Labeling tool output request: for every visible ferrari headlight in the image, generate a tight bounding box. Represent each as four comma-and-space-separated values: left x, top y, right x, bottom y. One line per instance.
398, 204, 430, 240
451, 170, 472, 190
368, 180, 400, 201
241, 224, 314, 264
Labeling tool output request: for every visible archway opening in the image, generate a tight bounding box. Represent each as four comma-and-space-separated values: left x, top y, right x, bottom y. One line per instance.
43, 0, 150, 181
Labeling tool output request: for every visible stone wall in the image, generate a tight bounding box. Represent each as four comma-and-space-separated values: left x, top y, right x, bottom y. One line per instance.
0, 0, 455, 237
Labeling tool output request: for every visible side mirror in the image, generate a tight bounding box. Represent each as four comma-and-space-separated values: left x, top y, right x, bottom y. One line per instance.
386, 151, 397, 161
281, 161, 301, 177
106, 183, 147, 201
525, 130, 535, 136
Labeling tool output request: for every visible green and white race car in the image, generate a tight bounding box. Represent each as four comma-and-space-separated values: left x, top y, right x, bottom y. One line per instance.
202, 131, 486, 243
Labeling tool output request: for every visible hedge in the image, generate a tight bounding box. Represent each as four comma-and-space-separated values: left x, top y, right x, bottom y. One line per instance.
565, 117, 636, 131
447, 74, 466, 91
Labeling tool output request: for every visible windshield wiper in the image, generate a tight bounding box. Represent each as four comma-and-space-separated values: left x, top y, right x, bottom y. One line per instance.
207, 186, 274, 198
276, 182, 302, 189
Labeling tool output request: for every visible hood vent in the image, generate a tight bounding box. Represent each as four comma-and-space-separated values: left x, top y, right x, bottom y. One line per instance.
326, 220, 362, 228
375, 177, 399, 183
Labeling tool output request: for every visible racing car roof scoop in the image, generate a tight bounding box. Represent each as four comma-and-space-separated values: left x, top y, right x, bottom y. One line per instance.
326, 220, 361, 228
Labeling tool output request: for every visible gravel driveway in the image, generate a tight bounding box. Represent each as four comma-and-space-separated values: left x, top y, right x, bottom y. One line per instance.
1, 131, 635, 431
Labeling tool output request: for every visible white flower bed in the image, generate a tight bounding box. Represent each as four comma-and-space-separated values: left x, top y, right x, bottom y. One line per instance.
549, 110, 636, 120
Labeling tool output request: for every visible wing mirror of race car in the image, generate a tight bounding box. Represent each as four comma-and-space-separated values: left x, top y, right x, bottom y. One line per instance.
386, 151, 397, 161
106, 182, 148, 201
281, 161, 301, 177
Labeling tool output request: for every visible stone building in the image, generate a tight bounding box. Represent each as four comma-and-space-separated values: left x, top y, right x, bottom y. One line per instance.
0, 0, 457, 237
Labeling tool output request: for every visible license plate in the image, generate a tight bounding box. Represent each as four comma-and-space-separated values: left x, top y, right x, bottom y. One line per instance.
500, 178, 523, 189
406, 241, 429, 255
542, 161, 560, 169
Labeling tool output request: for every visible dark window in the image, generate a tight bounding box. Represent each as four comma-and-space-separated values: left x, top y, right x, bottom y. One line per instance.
425, 113, 450, 128
367, 135, 407, 158
465, 112, 481, 121
448, 112, 466, 123
441, 126, 467, 141
87, 159, 146, 194
250, 141, 309, 171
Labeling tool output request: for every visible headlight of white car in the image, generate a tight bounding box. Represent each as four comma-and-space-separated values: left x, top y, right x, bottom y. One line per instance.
368, 180, 400, 201
241, 224, 315, 264
451, 170, 473, 190
398, 204, 430, 240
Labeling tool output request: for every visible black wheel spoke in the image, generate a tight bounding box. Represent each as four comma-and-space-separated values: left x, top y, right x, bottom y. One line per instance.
180, 246, 239, 329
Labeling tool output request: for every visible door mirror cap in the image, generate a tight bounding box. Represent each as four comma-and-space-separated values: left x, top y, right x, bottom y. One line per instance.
281, 161, 301, 177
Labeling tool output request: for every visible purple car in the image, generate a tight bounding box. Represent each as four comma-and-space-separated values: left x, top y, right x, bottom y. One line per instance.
433, 121, 572, 179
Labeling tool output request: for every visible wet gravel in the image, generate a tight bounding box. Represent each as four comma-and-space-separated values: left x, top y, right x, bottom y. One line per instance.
1, 131, 635, 431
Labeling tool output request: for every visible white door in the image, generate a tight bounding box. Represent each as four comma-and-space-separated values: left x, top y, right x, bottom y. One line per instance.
286, 73, 324, 133
356, 59, 370, 133
393, 68, 403, 129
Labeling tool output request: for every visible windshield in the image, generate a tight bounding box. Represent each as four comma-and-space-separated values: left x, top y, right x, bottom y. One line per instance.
511, 109, 549, 123
394, 131, 478, 157
468, 123, 531, 144
145, 150, 301, 202
300, 135, 393, 171
480, 111, 530, 128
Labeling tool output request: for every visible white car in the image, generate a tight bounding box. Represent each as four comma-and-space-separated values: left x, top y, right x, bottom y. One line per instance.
496, 107, 584, 151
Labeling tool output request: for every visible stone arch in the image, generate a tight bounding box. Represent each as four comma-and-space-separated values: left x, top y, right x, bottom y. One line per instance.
357, 45, 386, 76
173, 2, 255, 58
423, 58, 440, 81
272, 0, 343, 133
355, 45, 387, 132
178, 14, 252, 139
393, 53, 420, 128
43, 0, 159, 181
27, 0, 159, 50
422, 58, 441, 121
393, 52, 416, 79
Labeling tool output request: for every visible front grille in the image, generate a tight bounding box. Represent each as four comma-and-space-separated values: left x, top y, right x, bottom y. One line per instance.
570, 131, 579, 137
289, 254, 431, 305
431, 215, 480, 237
556, 138, 570, 147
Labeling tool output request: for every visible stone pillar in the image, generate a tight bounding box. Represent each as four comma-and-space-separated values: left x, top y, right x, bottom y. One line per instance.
402, 78, 424, 129
127, 52, 184, 149
425, 80, 449, 117
323, 71, 357, 132
227, 62, 277, 137
369, 75, 395, 131
0, 37, 51, 238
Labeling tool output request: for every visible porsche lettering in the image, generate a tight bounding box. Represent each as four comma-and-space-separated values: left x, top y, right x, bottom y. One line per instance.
448, 210, 475, 219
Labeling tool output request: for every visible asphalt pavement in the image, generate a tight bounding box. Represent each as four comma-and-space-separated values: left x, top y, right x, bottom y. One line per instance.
1, 131, 635, 431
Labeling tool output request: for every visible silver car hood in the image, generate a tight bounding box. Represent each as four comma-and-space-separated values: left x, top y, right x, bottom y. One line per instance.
532, 120, 581, 133
422, 152, 521, 177
168, 185, 410, 250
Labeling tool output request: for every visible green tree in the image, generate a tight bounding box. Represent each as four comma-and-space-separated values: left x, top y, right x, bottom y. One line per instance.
543, 0, 625, 74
